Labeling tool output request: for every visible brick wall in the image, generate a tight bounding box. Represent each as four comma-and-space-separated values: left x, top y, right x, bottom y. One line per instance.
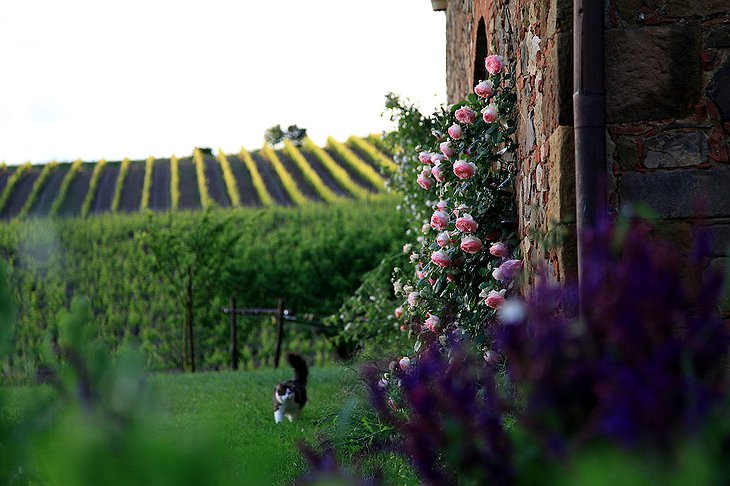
444, 0, 730, 283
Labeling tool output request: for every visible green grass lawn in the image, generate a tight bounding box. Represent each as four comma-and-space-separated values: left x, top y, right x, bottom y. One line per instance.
1, 364, 418, 485
148, 366, 359, 483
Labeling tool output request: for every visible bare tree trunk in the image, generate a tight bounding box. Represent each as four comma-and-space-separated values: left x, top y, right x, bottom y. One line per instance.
186, 267, 195, 373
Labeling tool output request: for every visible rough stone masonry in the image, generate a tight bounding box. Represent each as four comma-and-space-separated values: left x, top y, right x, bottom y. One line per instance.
442, 0, 730, 290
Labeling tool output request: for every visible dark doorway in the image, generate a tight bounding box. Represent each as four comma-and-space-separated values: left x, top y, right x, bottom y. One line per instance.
473, 18, 488, 85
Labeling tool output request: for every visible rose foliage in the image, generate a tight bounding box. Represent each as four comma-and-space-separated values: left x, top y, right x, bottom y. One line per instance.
391, 56, 520, 356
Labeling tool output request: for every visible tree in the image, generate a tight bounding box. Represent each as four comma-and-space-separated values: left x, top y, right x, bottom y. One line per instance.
139, 211, 240, 372
264, 124, 307, 147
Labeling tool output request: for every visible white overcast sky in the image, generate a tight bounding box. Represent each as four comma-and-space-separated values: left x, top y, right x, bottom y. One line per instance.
0, 1, 446, 164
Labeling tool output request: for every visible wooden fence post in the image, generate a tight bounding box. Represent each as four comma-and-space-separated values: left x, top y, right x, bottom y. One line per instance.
274, 299, 285, 368
230, 297, 238, 370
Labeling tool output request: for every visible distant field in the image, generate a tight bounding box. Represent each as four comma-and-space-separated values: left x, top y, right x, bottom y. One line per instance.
0, 136, 393, 219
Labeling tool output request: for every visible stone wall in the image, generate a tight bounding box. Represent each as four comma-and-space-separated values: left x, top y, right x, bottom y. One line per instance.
607, 1, 730, 276
444, 0, 730, 283
446, 0, 576, 282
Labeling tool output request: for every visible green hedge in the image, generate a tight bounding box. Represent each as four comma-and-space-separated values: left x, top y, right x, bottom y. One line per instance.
0, 198, 405, 378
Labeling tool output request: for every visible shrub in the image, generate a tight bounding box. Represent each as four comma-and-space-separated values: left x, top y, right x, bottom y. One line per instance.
192, 149, 210, 209
80, 159, 106, 218
0, 199, 405, 376
217, 150, 241, 207
140, 156, 154, 211
170, 155, 180, 210
283, 139, 341, 204
50, 159, 83, 217
0, 162, 32, 214
239, 146, 273, 206
347, 135, 398, 173
261, 144, 308, 206
111, 157, 131, 213
327, 137, 386, 191
18, 161, 58, 219
303, 137, 368, 200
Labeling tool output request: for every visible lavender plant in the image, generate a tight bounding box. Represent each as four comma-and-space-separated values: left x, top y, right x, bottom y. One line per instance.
358, 216, 729, 484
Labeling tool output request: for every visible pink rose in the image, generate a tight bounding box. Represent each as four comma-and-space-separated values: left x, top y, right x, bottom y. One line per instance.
453, 160, 477, 179
498, 259, 523, 281
431, 250, 451, 268
436, 231, 452, 247
460, 235, 483, 254
492, 267, 505, 282
399, 357, 411, 370
416, 169, 434, 190
431, 164, 446, 182
485, 55, 504, 75
489, 242, 509, 258
394, 307, 404, 319
485, 289, 507, 309
455, 214, 478, 234
417, 172, 434, 190
482, 104, 498, 123
439, 141, 455, 159
418, 151, 432, 164
474, 80, 494, 98
430, 153, 446, 165
407, 291, 419, 307
454, 106, 477, 125
447, 123, 463, 140
436, 200, 448, 210
424, 315, 441, 333
430, 210, 449, 230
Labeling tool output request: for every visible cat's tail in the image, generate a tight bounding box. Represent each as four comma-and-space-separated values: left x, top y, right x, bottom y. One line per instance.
287, 353, 308, 386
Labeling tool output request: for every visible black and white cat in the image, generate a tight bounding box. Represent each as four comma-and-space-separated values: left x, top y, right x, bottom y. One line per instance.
273, 353, 308, 423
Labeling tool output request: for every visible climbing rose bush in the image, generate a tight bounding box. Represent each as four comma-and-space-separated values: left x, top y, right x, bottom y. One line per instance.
392, 54, 519, 356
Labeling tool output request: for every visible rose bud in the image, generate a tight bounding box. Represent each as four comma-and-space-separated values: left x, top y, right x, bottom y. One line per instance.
485, 289, 507, 309
431, 250, 451, 268
418, 151, 433, 164
394, 307, 404, 319
453, 160, 477, 179
447, 123, 463, 140
439, 141, 455, 159
484, 350, 500, 365
482, 104, 498, 123
436, 231, 452, 247
424, 315, 441, 333
492, 267, 505, 282
485, 54, 504, 75
489, 242, 509, 258
455, 214, 478, 233
474, 79, 494, 98
407, 291, 419, 307
431, 164, 446, 182
399, 357, 411, 370
421, 223, 431, 234
454, 106, 477, 125
417, 172, 434, 190
430, 153, 446, 165
460, 235, 483, 254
